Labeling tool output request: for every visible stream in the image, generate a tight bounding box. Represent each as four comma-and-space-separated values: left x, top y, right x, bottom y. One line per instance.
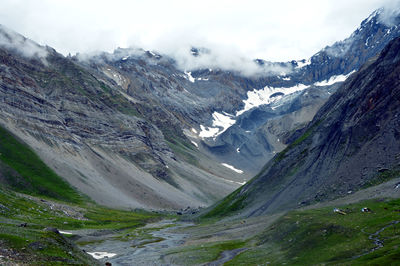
353, 220, 399, 259
81, 220, 192, 265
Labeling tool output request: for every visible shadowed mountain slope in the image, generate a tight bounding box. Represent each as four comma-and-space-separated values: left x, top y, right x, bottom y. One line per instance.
203, 36, 400, 218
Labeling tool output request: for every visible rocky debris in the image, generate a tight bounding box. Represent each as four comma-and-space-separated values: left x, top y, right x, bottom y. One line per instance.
0, 203, 10, 213
333, 208, 347, 215
18, 194, 88, 220
0, 245, 31, 266
361, 207, 372, 213
176, 206, 201, 216
43, 227, 60, 234
28, 241, 46, 251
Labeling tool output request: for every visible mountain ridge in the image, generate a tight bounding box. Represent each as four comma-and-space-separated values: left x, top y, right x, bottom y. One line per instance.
203, 35, 400, 218
0, 8, 399, 210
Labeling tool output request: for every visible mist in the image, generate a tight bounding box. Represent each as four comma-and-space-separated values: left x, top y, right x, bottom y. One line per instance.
0, 25, 48, 59
0, 0, 399, 75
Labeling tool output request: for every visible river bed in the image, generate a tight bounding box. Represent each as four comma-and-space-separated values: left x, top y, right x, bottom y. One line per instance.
80, 220, 192, 265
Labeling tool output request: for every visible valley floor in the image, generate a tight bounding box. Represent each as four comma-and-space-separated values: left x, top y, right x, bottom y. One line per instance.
1, 177, 400, 265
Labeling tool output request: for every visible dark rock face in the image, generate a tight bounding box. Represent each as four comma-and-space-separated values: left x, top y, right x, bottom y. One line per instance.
220, 36, 400, 217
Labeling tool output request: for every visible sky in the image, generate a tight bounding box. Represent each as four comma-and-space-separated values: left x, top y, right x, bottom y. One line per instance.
0, 0, 399, 65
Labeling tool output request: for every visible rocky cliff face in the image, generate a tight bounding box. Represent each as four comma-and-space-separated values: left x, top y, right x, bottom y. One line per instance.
0, 26, 241, 210
207, 36, 400, 217
192, 8, 400, 174
70, 9, 400, 178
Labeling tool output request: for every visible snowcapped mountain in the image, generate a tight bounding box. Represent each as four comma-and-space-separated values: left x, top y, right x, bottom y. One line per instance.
204, 34, 400, 217
0, 8, 399, 209
186, 8, 400, 174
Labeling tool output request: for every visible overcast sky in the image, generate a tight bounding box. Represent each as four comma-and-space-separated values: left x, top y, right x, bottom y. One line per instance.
0, 0, 399, 62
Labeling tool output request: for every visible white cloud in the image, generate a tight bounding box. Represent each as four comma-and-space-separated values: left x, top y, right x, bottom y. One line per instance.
378, 1, 400, 26
0, 0, 398, 65
0, 25, 48, 59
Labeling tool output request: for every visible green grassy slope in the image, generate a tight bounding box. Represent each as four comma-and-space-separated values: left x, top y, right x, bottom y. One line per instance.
0, 125, 81, 203
167, 197, 400, 265
0, 124, 163, 264
0, 188, 161, 265
228, 198, 400, 265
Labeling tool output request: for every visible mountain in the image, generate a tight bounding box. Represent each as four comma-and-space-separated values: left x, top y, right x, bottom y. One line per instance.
193, 8, 400, 174
71, 8, 400, 179
0, 26, 243, 210
0, 8, 399, 211
203, 35, 400, 218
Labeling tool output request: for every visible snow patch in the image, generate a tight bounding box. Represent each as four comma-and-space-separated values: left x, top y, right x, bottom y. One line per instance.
221, 163, 244, 174
221, 177, 246, 185
271, 103, 284, 110
88, 252, 117, 260
191, 141, 198, 148
296, 58, 311, 69
211, 112, 236, 136
282, 77, 291, 81
199, 125, 220, 138
184, 71, 195, 83
236, 84, 309, 116
236, 148, 240, 153
199, 112, 236, 139
59, 231, 73, 235
314, 71, 355, 86
191, 128, 198, 134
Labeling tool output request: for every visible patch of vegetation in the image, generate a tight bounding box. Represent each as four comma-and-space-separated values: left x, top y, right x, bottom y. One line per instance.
166, 240, 245, 265
98, 82, 142, 117
82, 206, 160, 230
275, 119, 322, 162
0, 125, 82, 203
0, 187, 162, 265
201, 188, 247, 219
228, 198, 400, 265
166, 140, 199, 166
0, 224, 98, 265
362, 168, 400, 189
113, 224, 175, 243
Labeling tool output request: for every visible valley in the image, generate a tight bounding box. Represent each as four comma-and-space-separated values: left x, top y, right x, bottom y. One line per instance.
0, 5, 400, 266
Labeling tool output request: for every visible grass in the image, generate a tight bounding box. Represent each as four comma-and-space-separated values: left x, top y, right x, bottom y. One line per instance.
274, 119, 322, 162
0, 223, 98, 265
98, 82, 142, 117
362, 168, 400, 189
227, 198, 400, 265
0, 124, 165, 264
200, 188, 247, 219
165, 240, 246, 265
0, 125, 82, 203
0, 187, 162, 265
166, 139, 199, 166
